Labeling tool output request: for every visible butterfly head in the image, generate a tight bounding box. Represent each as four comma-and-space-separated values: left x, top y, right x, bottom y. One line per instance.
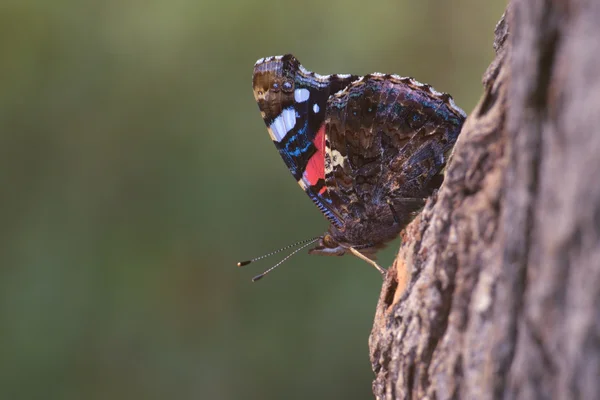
307, 232, 346, 256
308, 219, 392, 259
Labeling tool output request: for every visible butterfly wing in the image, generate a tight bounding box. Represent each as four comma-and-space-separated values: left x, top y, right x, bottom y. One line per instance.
252, 55, 357, 227
323, 74, 466, 245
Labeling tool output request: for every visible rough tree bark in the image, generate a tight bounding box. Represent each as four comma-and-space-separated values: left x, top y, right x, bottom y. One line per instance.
369, 1, 600, 399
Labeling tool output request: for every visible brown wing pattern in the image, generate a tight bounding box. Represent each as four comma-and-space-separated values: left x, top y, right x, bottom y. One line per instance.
323, 74, 465, 245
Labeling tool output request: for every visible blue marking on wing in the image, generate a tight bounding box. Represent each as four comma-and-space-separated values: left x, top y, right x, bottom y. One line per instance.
308, 191, 342, 228
276, 119, 313, 178
283, 123, 311, 157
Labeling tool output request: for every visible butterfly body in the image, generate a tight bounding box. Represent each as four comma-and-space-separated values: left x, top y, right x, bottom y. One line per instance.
252, 54, 466, 270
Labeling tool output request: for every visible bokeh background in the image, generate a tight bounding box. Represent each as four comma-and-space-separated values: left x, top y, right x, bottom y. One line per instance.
1, 1, 505, 399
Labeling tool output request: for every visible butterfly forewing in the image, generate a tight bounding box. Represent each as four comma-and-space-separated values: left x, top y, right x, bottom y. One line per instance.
252, 55, 357, 226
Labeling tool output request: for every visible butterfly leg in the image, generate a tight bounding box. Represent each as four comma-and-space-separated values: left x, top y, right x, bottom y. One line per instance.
348, 247, 386, 275
387, 199, 400, 224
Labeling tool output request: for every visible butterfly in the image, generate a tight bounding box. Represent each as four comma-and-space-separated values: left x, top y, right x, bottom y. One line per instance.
240, 54, 466, 281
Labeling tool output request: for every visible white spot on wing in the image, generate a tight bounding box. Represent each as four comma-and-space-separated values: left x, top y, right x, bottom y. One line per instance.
270, 117, 286, 142
313, 103, 320, 113
299, 65, 311, 75
429, 87, 443, 96
294, 88, 310, 103
325, 149, 345, 174
255, 55, 284, 65
449, 98, 467, 118
269, 107, 296, 142
283, 107, 296, 130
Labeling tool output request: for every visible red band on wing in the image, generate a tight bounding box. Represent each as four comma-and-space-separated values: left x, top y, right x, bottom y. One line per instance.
303, 124, 326, 187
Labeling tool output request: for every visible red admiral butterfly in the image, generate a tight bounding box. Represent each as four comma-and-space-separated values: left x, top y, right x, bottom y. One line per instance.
239, 54, 466, 281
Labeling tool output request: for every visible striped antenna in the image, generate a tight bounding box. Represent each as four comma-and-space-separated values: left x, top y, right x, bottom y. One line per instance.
237, 237, 320, 282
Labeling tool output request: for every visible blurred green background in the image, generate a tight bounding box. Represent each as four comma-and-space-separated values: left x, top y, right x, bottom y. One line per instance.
1, 1, 505, 399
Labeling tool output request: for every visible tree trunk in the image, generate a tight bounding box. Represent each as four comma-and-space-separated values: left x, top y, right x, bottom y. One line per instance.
369, 1, 600, 399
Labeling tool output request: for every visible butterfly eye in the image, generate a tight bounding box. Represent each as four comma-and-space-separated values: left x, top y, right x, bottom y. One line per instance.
271, 82, 280, 92
323, 234, 338, 248
257, 90, 264, 95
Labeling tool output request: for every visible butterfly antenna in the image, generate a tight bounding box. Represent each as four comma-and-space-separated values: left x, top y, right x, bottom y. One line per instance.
250, 238, 320, 282
237, 237, 320, 267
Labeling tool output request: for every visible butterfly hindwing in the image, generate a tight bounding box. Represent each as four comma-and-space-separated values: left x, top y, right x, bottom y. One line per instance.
323, 74, 466, 242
